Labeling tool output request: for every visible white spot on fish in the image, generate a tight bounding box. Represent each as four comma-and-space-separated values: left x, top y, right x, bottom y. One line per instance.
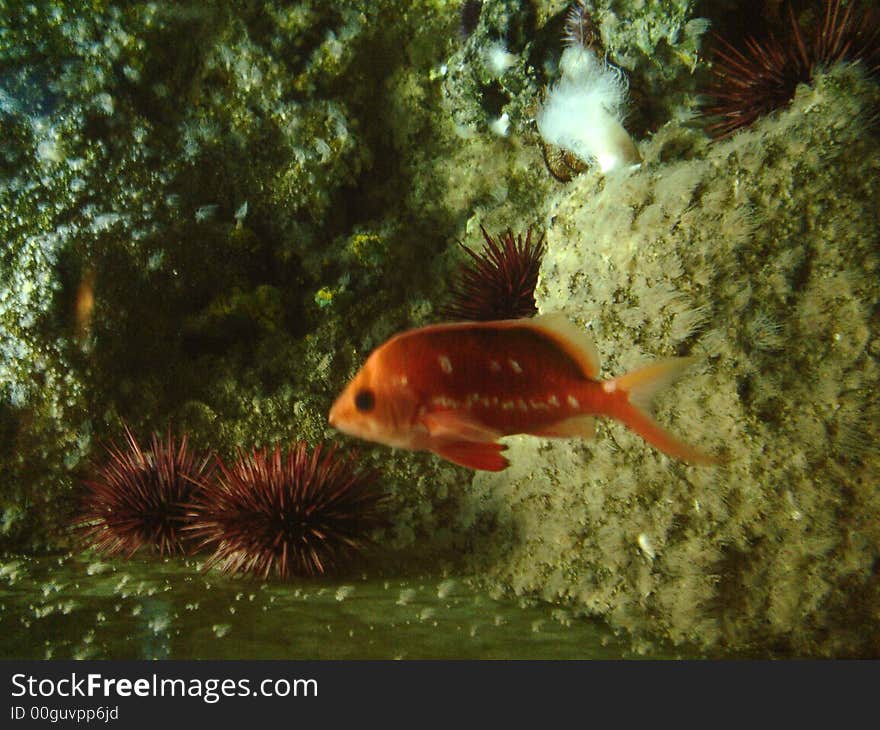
567, 395, 580, 408
517, 399, 528, 412
439, 355, 453, 374
548, 395, 560, 408
501, 400, 515, 410
602, 381, 617, 393
464, 393, 482, 410
490, 360, 502, 372
529, 399, 549, 410
509, 359, 523, 374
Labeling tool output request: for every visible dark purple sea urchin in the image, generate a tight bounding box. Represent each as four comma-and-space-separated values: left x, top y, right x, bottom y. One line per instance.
704, 0, 880, 139
440, 226, 546, 322
76, 427, 213, 557
187, 442, 385, 579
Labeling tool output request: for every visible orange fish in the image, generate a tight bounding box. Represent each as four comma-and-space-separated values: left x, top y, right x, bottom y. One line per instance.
328, 313, 717, 471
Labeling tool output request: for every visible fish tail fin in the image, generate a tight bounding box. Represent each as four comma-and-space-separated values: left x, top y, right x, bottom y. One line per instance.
606, 358, 720, 465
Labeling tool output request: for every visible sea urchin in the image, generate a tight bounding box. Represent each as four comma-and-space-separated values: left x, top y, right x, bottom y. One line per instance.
76, 426, 213, 558
704, 0, 880, 139
440, 225, 545, 322
187, 442, 385, 579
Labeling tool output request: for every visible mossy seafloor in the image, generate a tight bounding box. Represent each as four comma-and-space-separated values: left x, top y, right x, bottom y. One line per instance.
1, 0, 878, 658
0, 554, 645, 659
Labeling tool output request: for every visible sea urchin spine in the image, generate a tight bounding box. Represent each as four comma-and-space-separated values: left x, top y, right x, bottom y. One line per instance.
75, 426, 213, 558
704, 0, 880, 139
187, 442, 385, 579
440, 226, 546, 322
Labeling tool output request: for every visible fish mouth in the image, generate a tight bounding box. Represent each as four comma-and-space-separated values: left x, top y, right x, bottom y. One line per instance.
328, 397, 345, 430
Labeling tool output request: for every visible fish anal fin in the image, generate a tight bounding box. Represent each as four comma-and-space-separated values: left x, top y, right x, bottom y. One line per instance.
529, 312, 600, 378
527, 415, 596, 440
421, 410, 501, 443
617, 404, 720, 465
432, 440, 509, 471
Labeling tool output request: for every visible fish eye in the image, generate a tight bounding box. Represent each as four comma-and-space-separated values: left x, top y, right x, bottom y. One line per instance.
354, 389, 375, 413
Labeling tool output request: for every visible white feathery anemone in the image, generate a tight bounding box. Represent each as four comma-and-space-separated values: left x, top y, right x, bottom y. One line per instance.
537, 46, 641, 174
484, 40, 517, 77
489, 112, 510, 137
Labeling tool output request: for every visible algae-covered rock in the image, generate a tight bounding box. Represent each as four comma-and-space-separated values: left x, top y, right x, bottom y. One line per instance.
0, 0, 486, 553
462, 66, 880, 656
441, 0, 542, 136
441, 0, 708, 145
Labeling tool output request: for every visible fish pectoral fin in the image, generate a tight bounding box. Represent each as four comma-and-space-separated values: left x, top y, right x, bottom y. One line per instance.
432, 440, 509, 472
421, 410, 501, 443
526, 415, 596, 439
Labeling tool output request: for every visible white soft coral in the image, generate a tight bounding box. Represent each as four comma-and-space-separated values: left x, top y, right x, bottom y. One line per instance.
537, 46, 641, 174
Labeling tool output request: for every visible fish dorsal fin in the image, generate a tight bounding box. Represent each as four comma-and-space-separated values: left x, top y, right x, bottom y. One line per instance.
528, 312, 600, 378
